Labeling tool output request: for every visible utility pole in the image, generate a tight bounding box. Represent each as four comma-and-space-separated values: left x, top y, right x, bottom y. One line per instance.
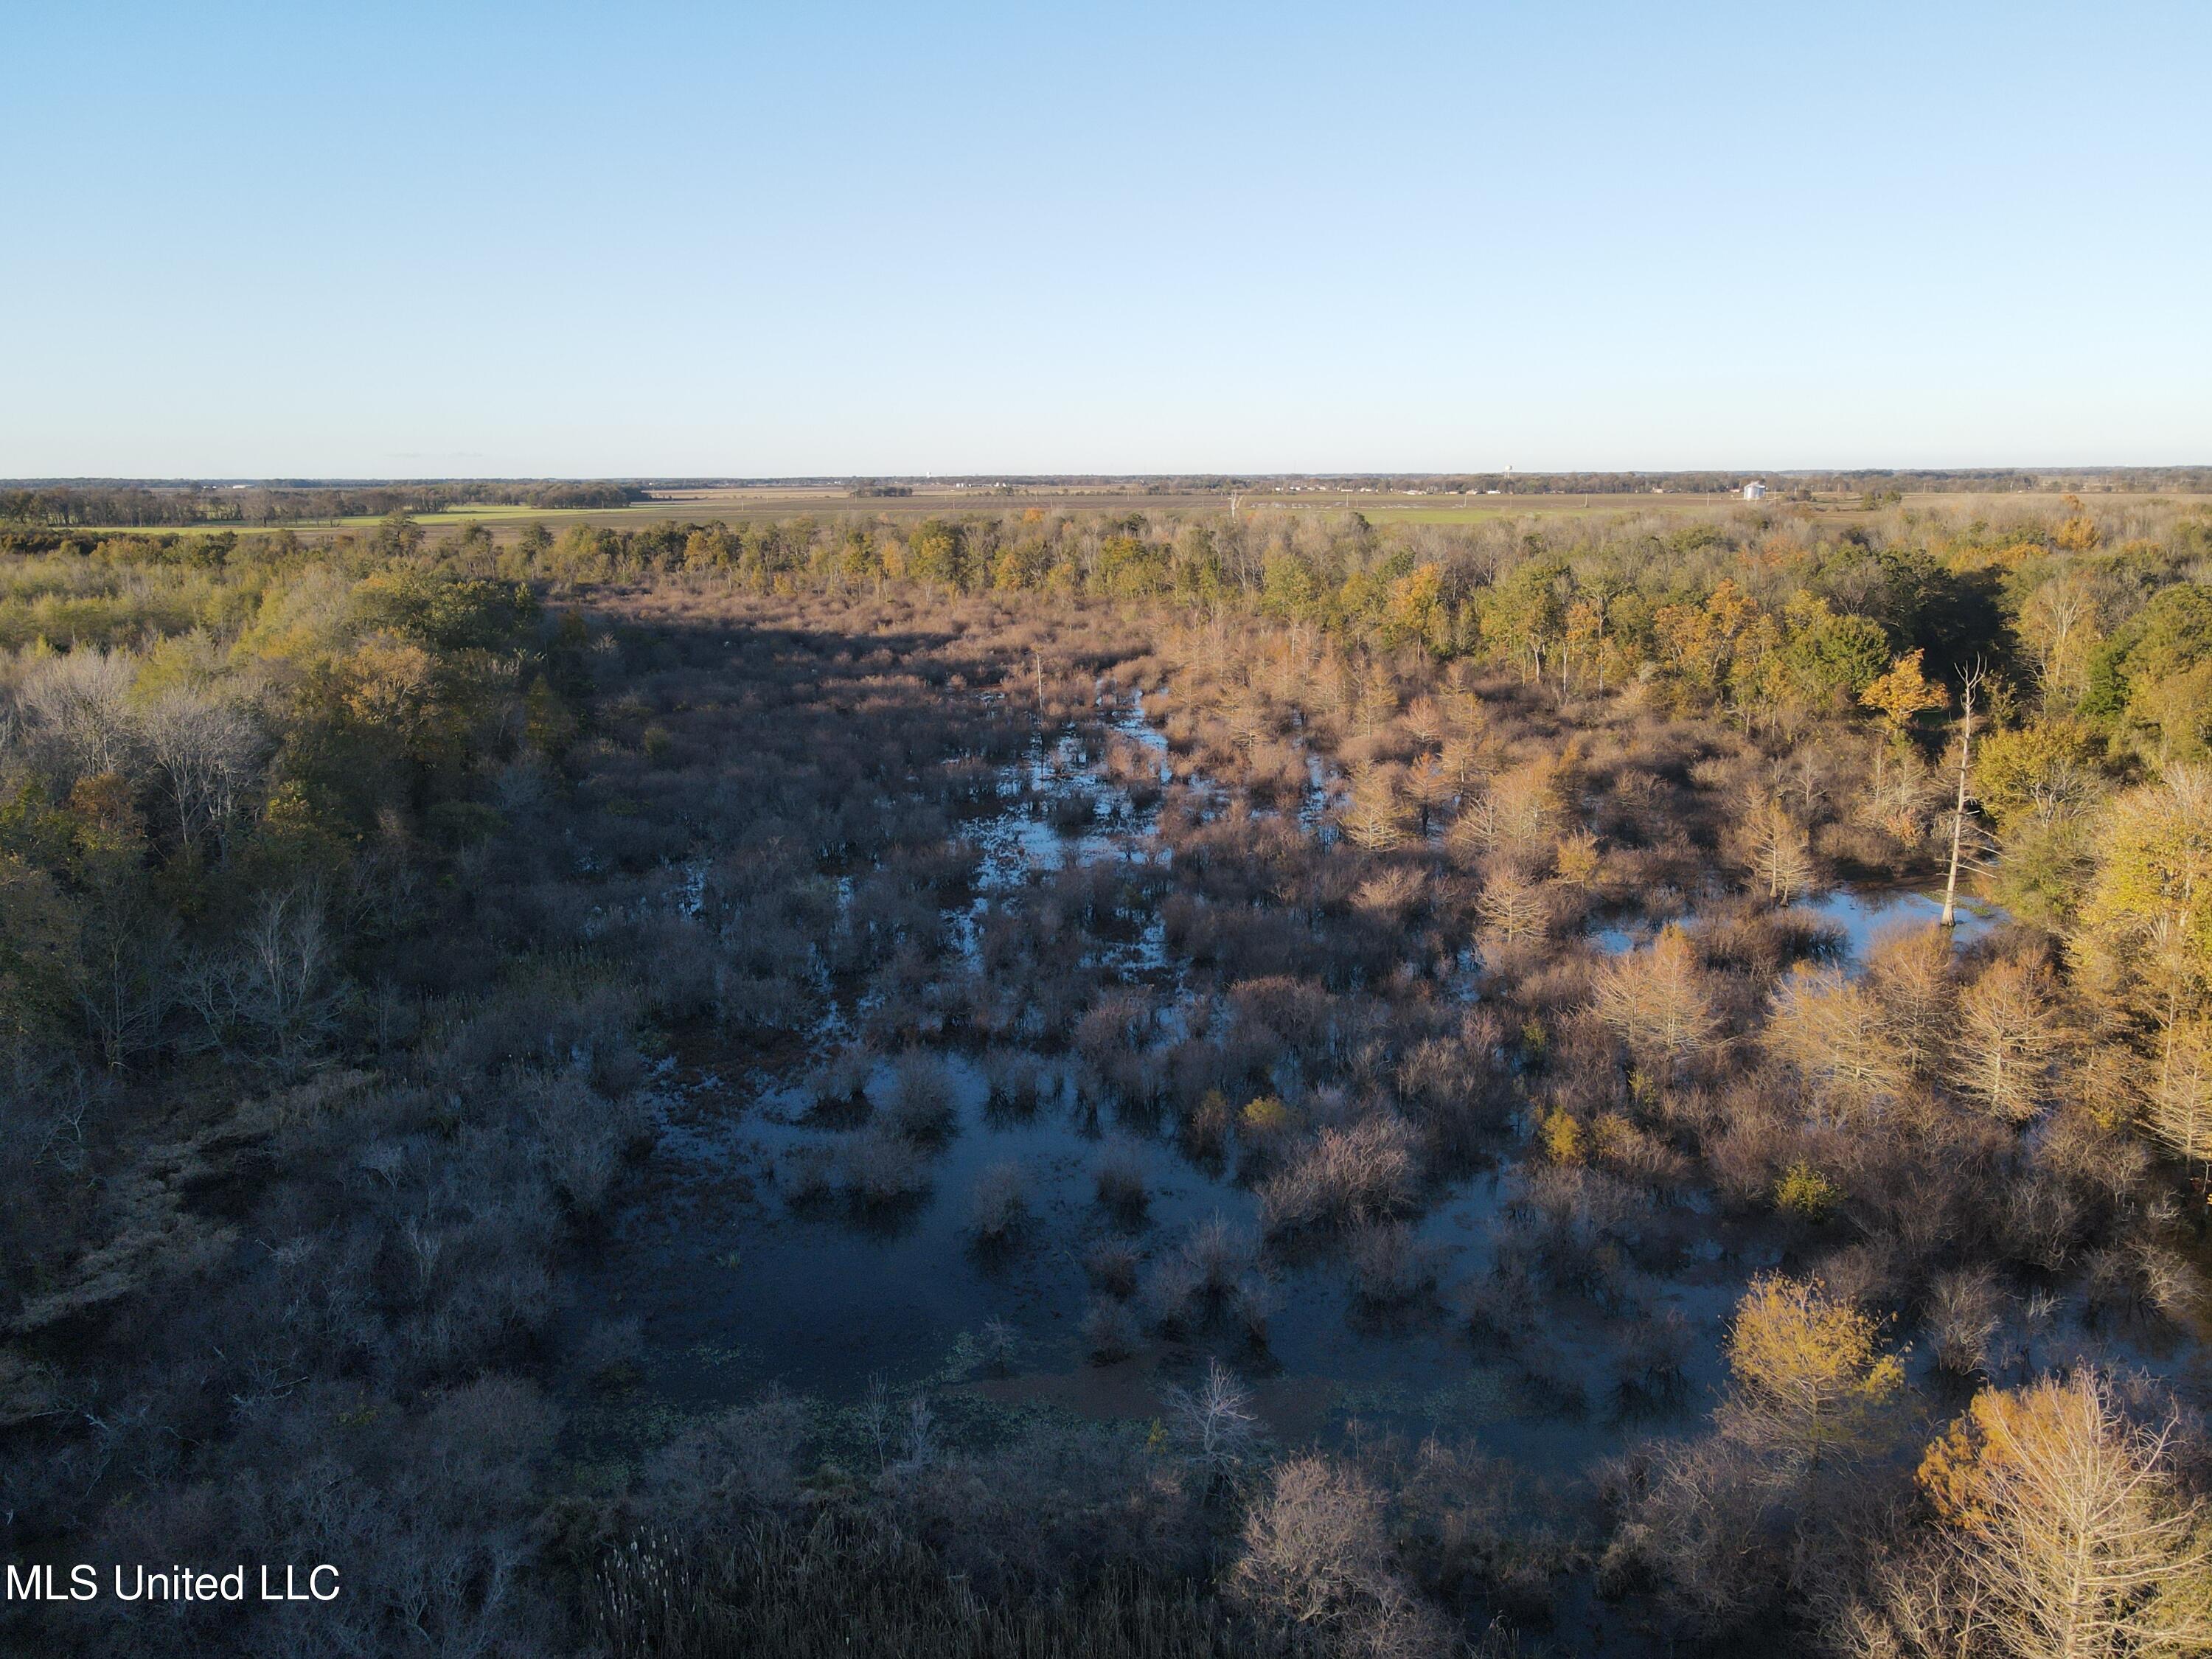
1940, 661, 1985, 928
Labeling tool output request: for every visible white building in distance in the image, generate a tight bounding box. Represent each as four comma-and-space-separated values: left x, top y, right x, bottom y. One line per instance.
1742, 481, 1767, 501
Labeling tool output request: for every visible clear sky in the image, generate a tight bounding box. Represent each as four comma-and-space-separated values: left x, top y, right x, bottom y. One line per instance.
5, 1, 2208, 478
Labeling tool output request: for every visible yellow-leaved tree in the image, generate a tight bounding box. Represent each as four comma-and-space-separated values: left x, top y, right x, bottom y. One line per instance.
1861, 648, 1949, 790
1722, 1273, 1904, 1475
2072, 766, 2212, 1166
1846, 1371, 2212, 1659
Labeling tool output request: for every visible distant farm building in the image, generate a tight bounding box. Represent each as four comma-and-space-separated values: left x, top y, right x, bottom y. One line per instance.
1742, 481, 1767, 501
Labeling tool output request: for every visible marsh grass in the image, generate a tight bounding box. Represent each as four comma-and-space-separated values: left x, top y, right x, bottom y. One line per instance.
840, 1130, 931, 1207
592, 1515, 1237, 1659
1093, 1141, 1151, 1219
967, 1159, 1029, 1242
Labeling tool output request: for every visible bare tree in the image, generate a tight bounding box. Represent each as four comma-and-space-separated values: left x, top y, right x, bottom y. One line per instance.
144, 686, 263, 862
1594, 925, 1718, 1079
1229, 1455, 1446, 1657
1404, 751, 1452, 836
1339, 765, 1409, 852
1475, 863, 1553, 947
859, 1373, 894, 1473
20, 647, 140, 781
2143, 1017, 2212, 1196
1165, 1357, 1257, 1492
1951, 956, 2064, 1123
2017, 570, 2109, 706
1448, 759, 1564, 869
1353, 661, 1397, 737
242, 885, 336, 1056
900, 1394, 936, 1469
1402, 694, 1444, 749
1221, 680, 1273, 754
77, 886, 176, 1069
1768, 964, 1913, 1122
1941, 662, 1986, 930
1893, 1371, 2212, 1659
1865, 924, 1958, 1075
1739, 796, 1818, 903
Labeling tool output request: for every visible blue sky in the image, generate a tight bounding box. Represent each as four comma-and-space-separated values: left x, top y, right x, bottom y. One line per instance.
4, 1, 2208, 476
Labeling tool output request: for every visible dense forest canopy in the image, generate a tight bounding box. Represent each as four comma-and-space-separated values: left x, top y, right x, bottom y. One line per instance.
3, 489, 2211, 1658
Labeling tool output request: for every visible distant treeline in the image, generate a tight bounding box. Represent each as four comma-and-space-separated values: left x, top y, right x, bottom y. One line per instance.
0, 479, 647, 526
692, 469, 2212, 495
9, 474, 2211, 528
607, 469, 2212, 495
1286, 469, 2212, 495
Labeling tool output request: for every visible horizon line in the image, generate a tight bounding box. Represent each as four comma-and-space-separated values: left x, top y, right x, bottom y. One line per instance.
7, 465, 2211, 489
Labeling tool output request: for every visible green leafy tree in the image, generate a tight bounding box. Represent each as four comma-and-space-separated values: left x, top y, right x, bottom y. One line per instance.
1095, 534, 1171, 597
1783, 594, 1892, 706
1481, 557, 1574, 684
2081, 583, 2212, 760
906, 520, 968, 593
1259, 550, 1321, 621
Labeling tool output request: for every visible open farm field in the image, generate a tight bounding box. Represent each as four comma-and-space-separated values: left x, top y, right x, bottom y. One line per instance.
1244, 489, 2212, 527
29, 487, 2212, 549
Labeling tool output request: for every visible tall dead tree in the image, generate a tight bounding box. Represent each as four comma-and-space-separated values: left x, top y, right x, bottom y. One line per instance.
1940, 661, 1986, 930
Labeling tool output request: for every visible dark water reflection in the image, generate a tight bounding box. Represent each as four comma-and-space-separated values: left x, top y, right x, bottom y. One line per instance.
566, 695, 2186, 1494
567, 691, 1760, 1480
571, 1048, 1751, 1472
